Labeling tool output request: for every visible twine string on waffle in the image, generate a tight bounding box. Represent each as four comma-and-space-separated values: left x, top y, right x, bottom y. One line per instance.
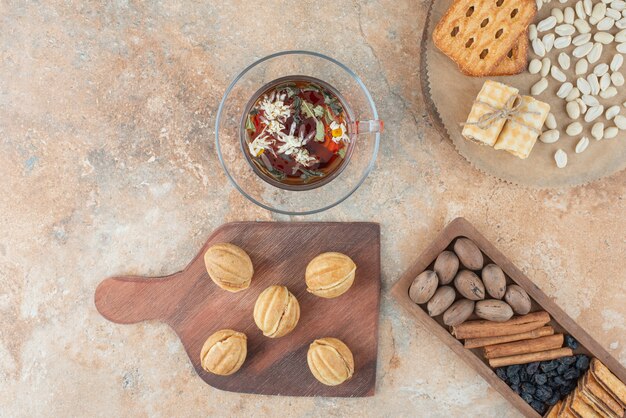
461, 94, 541, 135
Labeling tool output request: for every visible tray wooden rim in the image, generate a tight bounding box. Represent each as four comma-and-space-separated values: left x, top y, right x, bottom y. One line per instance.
390, 217, 626, 417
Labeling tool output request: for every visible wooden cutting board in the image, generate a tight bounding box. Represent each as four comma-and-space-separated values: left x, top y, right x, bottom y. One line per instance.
94, 222, 381, 397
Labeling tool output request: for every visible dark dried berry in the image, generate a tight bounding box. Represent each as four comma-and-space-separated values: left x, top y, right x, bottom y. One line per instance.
553, 376, 566, 386
565, 335, 579, 350
559, 356, 577, 366
507, 365, 521, 378
522, 392, 534, 403
521, 382, 536, 394
536, 386, 553, 402
534, 373, 548, 385
531, 400, 547, 414
557, 364, 569, 375
563, 368, 579, 380
560, 386, 573, 397
496, 367, 508, 381
526, 362, 540, 375
547, 369, 559, 377
576, 355, 590, 370
520, 368, 530, 382
509, 374, 521, 386
547, 392, 561, 406
541, 360, 559, 372
510, 383, 521, 395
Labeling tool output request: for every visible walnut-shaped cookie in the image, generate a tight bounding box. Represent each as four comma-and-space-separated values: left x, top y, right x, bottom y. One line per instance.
253, 285, 300, 338
305, 252, 356, 298
204, 243, 253, 292
307, 337, 354, 386
200, 329, 247, 376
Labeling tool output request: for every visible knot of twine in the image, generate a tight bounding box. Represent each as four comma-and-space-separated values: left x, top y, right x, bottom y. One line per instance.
462, 94, 541, 135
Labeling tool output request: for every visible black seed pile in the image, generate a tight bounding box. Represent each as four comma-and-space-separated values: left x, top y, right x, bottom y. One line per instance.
494, 338, 590, 414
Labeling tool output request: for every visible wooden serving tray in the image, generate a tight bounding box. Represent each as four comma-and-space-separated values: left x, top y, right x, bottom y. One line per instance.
95, 222, 380, 397
391, 218, 626, 417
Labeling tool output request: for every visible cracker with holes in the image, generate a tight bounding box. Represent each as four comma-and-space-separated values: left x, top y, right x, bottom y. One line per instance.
488, 35, 528, 76
432, 0, 536, 77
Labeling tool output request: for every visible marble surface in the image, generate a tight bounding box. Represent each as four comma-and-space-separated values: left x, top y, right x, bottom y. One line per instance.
1, 1, 624, 417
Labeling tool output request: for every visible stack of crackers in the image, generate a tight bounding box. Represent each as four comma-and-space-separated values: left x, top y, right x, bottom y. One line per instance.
547, 359, 626, 418
433, 0, 537, 77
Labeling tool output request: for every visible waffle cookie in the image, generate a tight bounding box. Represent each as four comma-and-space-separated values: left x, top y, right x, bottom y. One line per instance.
494, 95, 550, 159
433, 0, 536, 77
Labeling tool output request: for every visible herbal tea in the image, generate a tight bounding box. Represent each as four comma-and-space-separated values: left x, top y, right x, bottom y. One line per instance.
242, 77, 353, 189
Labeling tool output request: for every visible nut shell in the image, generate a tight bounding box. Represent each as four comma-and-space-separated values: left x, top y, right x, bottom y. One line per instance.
453, 238, 484, 270
482, 264, 507, 299
305, 252, 356, 298
253, 285, 300, 338
504, 284, 532, 315
454, 270, 486, 301
443, 299, 475, 326
427, 286, 456, 317
204, 243, 253, 292
475, 299, 514, 322
307, 337, 354, 386
409, 270, 439, 304
200, 329, 247, 376
433, 251, 459, 285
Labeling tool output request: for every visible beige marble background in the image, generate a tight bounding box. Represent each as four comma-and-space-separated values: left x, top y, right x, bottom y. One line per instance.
1, 1, 624, 417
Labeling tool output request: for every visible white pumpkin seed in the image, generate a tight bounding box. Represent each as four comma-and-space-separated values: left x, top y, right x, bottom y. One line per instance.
611, 1, 626, 12
594, 32, 615, 44
591, 123, 605, 140
594, 63, 609, 76
528, 58, 542, 74
554, 36, 572, 49
587, 43, 603, 64
564, 6, 575, 23
555, 23, 575, 36
574, 18, 592, 33
576, 1, 586, 19
577, 98, 588, 114
614, 114, 626, 129
604, 126, 619, 138
606, 105, 621, 120
573, 33, 592, 46
554, 149, 568, 168
538, 16, 558, 32
541, 58, 552, 76
575, 58, 589, 75
557, 82, 574, 98
575, 136, 590, 153
545, 112, 558, 129
573, 42, 593, 58
567, 101, 582, 119
582, 94, 600, 107
532, 38, 547, 57
584, 0, 593, 14
552, 7, 565, 23
542, 33, 555, 52
600, 86, 618, 98
585, 105, 604, 122
611, 71, 625, 86
618, 18, 626, 29
587, 73, 600, 95
607, 8, 622, 19
540, 129, 561, 143
577, 77, 592, 94
597, 16, 616, 30
531, 78, 549, 95
618, 42, 626, 53
592, 2, 608, 20
601, 73, 612, 90
566, 121, 583, 135
616, 29, 626, 42
610, 54, 624, 71
551, 65, 567, 82
529, 24, 538, 41
566, 87, 581, 101
557, 53, 570, 71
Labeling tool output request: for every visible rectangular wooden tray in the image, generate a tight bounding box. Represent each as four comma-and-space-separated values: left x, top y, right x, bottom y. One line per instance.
391, 217, 626, 417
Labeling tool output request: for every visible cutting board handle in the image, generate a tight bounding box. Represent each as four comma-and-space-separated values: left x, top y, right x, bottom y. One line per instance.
94, 273, 183, 324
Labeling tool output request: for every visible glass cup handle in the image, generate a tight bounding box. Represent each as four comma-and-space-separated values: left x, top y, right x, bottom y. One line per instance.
352, 120, 384, 134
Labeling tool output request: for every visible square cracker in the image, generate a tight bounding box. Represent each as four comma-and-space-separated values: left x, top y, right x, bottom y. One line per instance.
487, 35, 528, 76
591, 358, 626, 408
433, 0, 536, 77
546, 400, 563, 418
582, 372, 624, 417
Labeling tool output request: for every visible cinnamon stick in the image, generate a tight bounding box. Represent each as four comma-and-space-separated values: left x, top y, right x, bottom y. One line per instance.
488, 347, 573, 368
464, 326, 555, 349
451, 311, 550, 340
484, 334, 564, 359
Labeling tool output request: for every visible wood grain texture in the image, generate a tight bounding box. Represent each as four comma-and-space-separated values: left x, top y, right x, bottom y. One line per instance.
391, 218, 626, 418
95, 222, 381, 397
